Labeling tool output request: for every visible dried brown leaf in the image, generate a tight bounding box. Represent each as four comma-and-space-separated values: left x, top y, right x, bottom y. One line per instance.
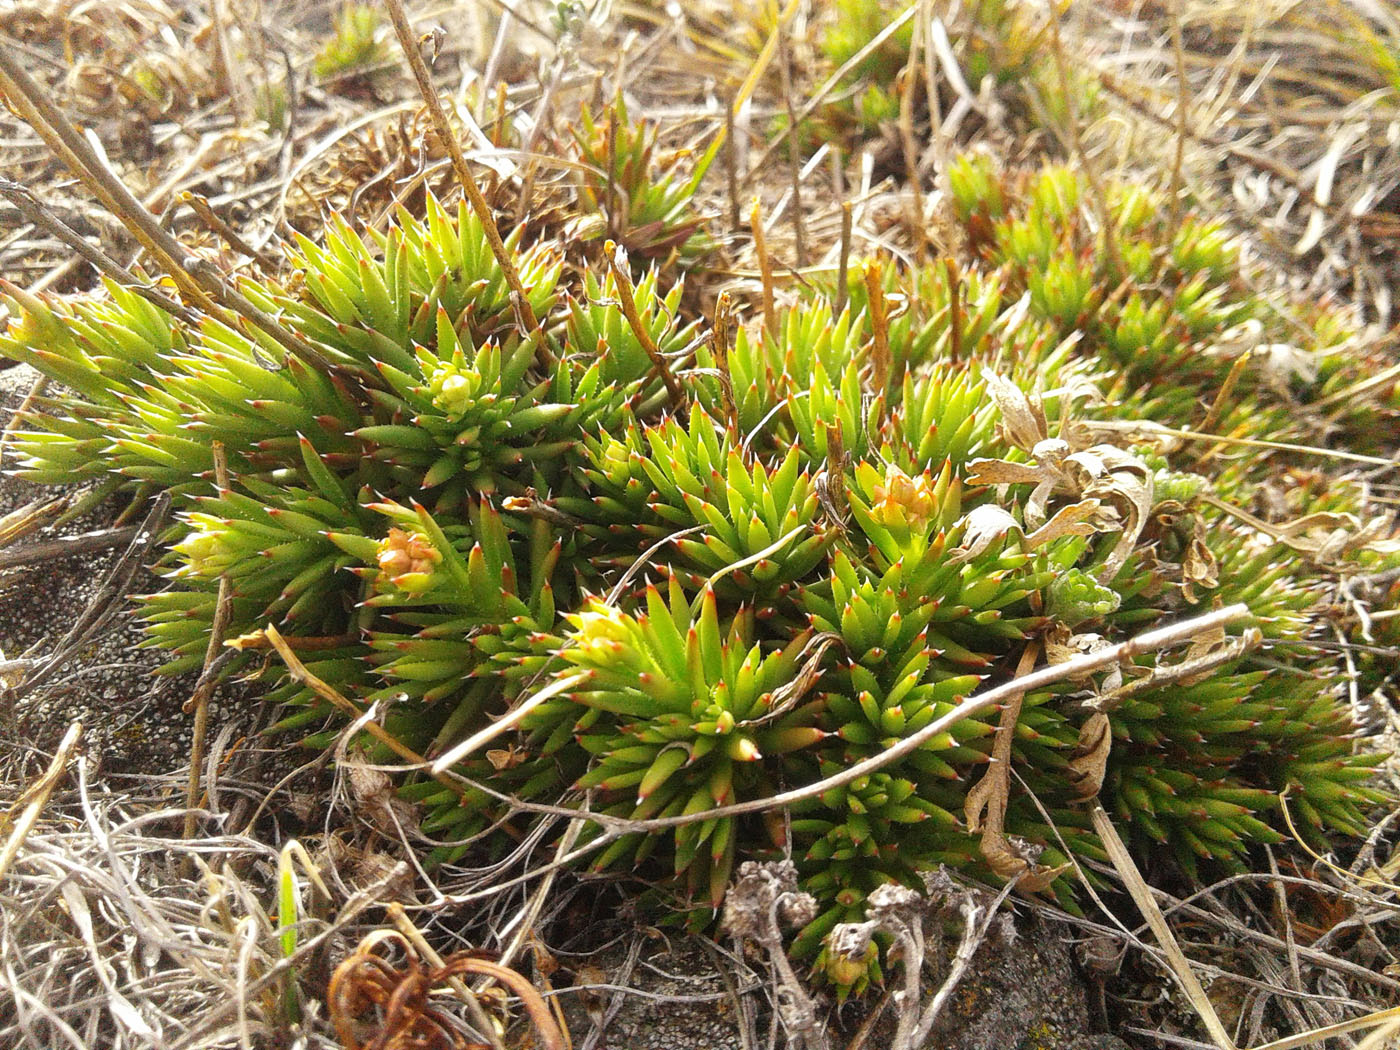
1066, 713, 1112, 802
983, 370, 1049, 451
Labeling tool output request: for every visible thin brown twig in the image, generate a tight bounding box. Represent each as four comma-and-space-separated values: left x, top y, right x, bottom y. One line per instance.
1046, 11, 1126, 278
0, 371, 47, 474
1195, 348, 1253, 456
835, 199, 852, 317
946, 257, 962, 364
0, 526, 139, 571
6, 493, 170, 703
725, 89, 741, 231
1167, 0, 1191, 232
750, 196, 777, 337
0, 43, 349, 381
380, 0, 544, 340
863, 261, 890, 398
898, 22, 926, 263
776, 18, 807, 268
181, 192, 280, 271
0, 183, 197, 324
0, 44, 213, 309
208, 0, 251, 125
711, 290, 737, 432
919, 0, 947, 179
603, 241, 686, 407
0, 495, 67, 549
261, 624, 472, 803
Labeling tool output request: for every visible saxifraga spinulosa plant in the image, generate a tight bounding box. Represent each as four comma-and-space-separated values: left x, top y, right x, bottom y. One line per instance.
1, 150, 1395, 991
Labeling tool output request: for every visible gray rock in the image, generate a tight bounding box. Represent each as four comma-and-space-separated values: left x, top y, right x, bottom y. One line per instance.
919, 915, 1098, 1050
555, 935, 752, 1050
550, 916, 1127, 1050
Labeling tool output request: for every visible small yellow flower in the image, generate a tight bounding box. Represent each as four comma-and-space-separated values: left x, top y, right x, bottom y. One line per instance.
870, 465, 936, 527
375, 528, 442, 591
569, 602, 635, 661
172, 515, 231, 577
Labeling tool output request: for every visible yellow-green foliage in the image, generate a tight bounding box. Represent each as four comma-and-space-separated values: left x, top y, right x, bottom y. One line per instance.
1, 149, 1392, 987
313, 4, 389, 83
807, 0, 1092, 143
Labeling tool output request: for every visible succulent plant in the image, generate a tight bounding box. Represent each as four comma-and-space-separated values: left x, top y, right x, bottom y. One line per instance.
793, 0, 1095, 148
2, 142, 1394, 991
566, 95, 718, 267
312, 3, 391, 85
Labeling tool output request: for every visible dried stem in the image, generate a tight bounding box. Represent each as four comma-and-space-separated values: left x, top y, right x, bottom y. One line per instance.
1195, 346, 1253, 453
750, 196, 777, 337
919, 0, 948, 178
439, 604, 1252, 834
0, 183, 196, 324
6, 494, 170, 703
863, 261, 891, 397
380, 0, 543, 338
0, 47, 342, 379
208, 0, 251, 125
262, 624, 472, 803
1090, 801, 1237, 1050
776, 19, 807, 267
1167, 0, 1190, 232
0, 721, 81, 883
0, 371, 48, 474
0, 46, 211, 307
725, 90, 741, 231
835, 200, 852, 317
964, 645, 1049, 887
181, 192, 280, 271
742, 2, 919, 187
711, 290, 737, 431
912, 879, 1022, 1046
603, 241, 686, 407
898, 22, 927, 263
1046, 11, 1125, 278
945, 257, 962, 364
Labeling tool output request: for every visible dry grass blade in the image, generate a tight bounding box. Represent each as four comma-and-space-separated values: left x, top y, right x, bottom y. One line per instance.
263, 624, 472, 803
0, 495, 67, 550
1089, 800, 1238, 1049
0, 180, 196, 323
603, 240, 686, 406
5, 493, 170, 703
0, 749, 410, 1050
429, 671, 589, 774
0, 721, 80, 882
